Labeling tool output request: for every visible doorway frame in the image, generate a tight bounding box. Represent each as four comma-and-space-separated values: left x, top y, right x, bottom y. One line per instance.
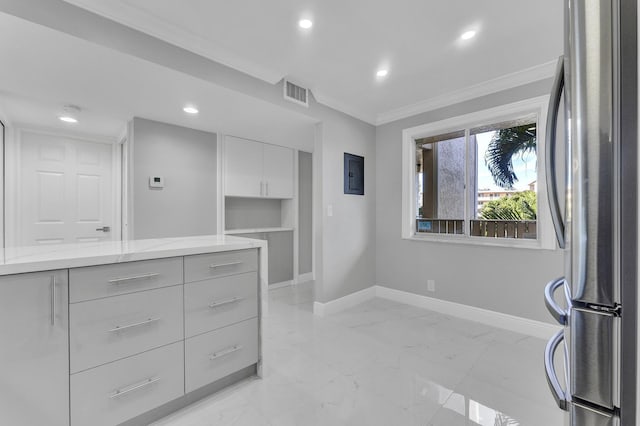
5, 124, 122, 248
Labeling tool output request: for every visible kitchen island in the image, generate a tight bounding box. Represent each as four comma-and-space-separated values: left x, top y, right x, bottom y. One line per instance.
0, 235, 268, 426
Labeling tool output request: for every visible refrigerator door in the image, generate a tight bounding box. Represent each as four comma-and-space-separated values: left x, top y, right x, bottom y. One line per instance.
545, 57, 566, 249
568, 0, 617, 307
571, 403, 619, 426
570, 307, 618, 409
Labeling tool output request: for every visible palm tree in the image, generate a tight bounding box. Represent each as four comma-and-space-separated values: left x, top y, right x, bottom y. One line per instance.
484, 124, 536, 189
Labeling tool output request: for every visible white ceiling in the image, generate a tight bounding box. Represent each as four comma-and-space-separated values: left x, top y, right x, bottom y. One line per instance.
61, 0, 564, 123
0, 12, 316, 150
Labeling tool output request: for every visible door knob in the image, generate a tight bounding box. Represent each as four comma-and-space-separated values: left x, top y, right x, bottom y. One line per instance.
96, 226, 111, 232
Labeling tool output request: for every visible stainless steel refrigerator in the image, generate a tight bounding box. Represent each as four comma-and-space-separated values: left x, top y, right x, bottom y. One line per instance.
543, 0, 637, 425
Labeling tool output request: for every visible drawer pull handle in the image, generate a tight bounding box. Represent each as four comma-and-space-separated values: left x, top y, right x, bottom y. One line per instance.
209, 261, 242, 269
50, 275, 57, 326
209, 345, 243, 361
108, 273, 160, 284
208, 297, 244, 309
109, 377, 160, 399
108, 317, 160, 333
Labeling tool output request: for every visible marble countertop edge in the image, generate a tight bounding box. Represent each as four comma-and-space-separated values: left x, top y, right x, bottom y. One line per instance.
0, 235, 267, 275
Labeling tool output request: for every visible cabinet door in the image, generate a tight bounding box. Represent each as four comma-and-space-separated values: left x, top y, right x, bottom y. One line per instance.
0, 270, 69, 426
263, 144, 294, 199
224, 136, 263, 197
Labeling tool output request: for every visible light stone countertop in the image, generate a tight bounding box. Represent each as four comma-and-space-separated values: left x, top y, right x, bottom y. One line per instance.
0, 234, 267, 275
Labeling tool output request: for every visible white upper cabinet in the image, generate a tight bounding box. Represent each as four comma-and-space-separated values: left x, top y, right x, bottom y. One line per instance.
262, 144, 294, 198
224, 136, 294, 199
224, 137, 263, 198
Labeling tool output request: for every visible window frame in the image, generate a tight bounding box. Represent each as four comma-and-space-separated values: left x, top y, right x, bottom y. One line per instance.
401, 96, 556, 250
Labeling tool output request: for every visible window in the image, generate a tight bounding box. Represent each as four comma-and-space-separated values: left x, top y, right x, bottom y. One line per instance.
402, 97, 554, 249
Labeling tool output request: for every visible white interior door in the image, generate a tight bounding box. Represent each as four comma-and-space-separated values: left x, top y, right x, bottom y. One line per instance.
19, 130, 115, 245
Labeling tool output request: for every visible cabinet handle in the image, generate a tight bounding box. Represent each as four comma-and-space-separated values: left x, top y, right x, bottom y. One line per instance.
108, 273, 159, 284
209, 345, 243, 361
208, 261, 242, 269
109, 377, 160, 399
260, 181, 264, 196
50, 275, 56, 326
208, 297, 244, 309
108, 317, 160, 333
265, 182, 269, 196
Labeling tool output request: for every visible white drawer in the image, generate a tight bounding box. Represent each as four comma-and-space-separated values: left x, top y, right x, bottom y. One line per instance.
185, 318, 258, 393
184, 249, 257, 283
70, 285, 184, 373
185, 271, 258, 338
71, 341, 184, 426
70, 257, 183, 303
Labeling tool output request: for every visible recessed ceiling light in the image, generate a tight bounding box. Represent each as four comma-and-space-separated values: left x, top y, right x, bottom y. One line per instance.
460, 30, 477, 40
59, 105, 80, 123
59, 116, 78, 123
298, 19, 313, 29
376, 69, 389, 78
183, 106, 199, 114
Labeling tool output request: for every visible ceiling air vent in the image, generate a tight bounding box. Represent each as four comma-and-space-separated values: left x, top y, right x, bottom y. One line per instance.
284, 79, 309, 107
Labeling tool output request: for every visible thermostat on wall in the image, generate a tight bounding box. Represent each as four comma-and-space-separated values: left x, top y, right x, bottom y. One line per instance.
149, 176, 164, 189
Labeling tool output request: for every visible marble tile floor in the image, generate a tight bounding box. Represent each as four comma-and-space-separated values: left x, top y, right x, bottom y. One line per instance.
152, 282, 563, 426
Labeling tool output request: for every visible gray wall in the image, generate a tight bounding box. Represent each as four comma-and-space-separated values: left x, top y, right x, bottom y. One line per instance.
132, 118, 217, 239
375, 79, 564, 324
298, 151, 313, 274
313, 112, 376, 303
225, 198, 282, 230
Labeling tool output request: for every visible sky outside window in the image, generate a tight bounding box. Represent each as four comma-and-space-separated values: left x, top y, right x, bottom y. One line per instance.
475, 131, 537, 191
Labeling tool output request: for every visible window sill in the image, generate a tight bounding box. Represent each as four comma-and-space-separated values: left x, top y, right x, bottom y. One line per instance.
403, 234, 557, 250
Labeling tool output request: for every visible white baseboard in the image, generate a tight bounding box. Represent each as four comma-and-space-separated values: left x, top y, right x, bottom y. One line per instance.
313, 286, 377, 317
374, 285, 561, 340
297, 272, 314, 284
269, 280, 294, 290
311, 283, 560, 339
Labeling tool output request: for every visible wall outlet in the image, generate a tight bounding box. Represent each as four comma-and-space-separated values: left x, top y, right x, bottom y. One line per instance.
427, 279, 436, 292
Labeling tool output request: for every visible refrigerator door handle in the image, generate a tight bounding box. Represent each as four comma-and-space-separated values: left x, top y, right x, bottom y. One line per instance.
544, 277, 568, 325
545, 55, 566, 249
545, 329, 569, 411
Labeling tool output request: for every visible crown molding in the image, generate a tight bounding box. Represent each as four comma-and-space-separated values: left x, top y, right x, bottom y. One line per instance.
56, 2, 557, 129
61, 0, 283, 84
376, 60, 557, 126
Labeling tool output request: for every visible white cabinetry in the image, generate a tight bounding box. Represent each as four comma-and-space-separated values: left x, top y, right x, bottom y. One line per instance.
224, 137, 263, 198
0, 270, 69, 426
224, 136, 294, 199
71, 341, 184, 426
263, 143, 294, 198
0, 239, 264, 426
